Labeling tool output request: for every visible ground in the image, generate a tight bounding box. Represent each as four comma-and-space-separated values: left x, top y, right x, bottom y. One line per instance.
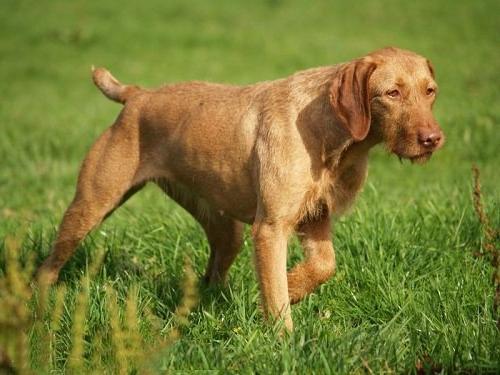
0, 0, 499, 373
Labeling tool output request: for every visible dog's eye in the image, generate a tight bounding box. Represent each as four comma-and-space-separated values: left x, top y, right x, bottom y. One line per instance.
386, 89, 400, 98
426, 87, 436, 96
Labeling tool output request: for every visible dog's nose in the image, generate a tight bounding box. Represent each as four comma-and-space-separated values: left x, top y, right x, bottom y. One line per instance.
418, 130, 442, 148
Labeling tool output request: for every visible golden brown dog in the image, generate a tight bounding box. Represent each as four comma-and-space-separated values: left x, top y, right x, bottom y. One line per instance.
37, 47, 444, 331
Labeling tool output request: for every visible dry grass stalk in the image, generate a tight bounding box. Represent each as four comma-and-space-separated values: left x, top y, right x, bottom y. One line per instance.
67, 249, 106, 372
106, 286, 128, 375
50, 285, 67, 332
124, 285, 143, 368
105, 284, 146, 374
0, 346, 15, 374
67, 276, 90, 372
173, 257, 199, 327
47, 285, 67, 369
471, 165, 500, 328
0, 236, 33, 374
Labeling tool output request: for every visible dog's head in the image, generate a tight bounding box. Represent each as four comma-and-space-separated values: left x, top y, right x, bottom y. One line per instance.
329, 47, 444, 163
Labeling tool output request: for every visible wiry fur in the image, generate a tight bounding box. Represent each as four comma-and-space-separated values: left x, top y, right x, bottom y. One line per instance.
37, 47, 444, 331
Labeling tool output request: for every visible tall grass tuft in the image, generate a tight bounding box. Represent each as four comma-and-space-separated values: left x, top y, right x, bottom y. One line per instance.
140, 257, 199, 372
0, 237, 199, 374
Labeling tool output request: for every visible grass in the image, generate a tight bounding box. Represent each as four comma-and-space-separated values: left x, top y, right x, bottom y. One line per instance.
0, 0, 499, 373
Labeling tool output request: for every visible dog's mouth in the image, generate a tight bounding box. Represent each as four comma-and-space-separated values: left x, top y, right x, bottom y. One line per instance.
395, 151, 433, 164
408, 151, 433, 164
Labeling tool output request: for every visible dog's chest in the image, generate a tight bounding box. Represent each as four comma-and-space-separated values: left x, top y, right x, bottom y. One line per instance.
331, 159, 368, 214
303, 153, 369, 220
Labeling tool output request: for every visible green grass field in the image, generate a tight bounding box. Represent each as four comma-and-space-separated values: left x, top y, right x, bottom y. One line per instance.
1, 0, 499, 373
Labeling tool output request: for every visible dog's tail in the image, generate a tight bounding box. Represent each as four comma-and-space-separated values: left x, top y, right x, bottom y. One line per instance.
91, 66, 141, 104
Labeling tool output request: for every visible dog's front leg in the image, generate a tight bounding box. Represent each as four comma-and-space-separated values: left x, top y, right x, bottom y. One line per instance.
252, 221, 293, 331
288, 212, 336, 304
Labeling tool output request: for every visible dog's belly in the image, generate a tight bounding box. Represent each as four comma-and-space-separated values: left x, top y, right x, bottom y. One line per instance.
168, 165, 258, 224
170, 136, 257, 222
162, 177, 257, 224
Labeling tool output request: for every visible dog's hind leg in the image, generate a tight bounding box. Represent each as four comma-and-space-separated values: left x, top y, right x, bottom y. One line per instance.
287, 211, 336, 304
202, 215, 244, 285
37, 124, 144, 284
156, 181, 244, 285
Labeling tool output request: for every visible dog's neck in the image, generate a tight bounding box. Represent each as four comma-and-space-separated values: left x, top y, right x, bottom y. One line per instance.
292, 66, 383, 172
320, 112, 382, 173
323, 134, 378, 173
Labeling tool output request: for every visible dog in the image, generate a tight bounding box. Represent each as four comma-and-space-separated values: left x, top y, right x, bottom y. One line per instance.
37, 47, 444, 331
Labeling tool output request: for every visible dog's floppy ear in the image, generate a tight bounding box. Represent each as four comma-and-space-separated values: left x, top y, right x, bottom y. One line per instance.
426, 59, 435, 78
329, 59, 377, 141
